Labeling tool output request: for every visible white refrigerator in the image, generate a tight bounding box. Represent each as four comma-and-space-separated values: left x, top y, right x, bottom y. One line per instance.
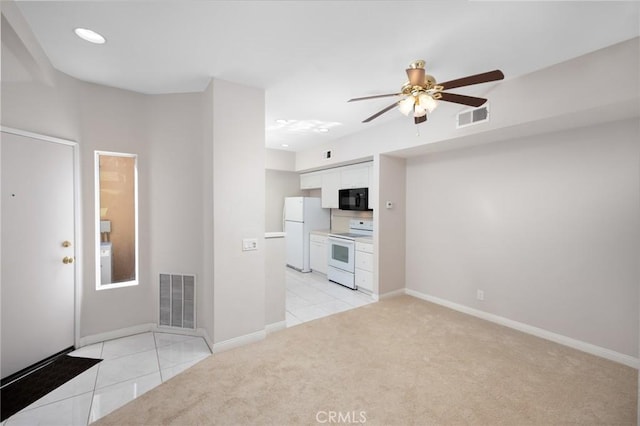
284, 197, 330, 272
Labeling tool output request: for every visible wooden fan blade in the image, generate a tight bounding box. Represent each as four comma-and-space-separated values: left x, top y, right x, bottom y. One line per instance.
348, 93, 401, 102
362, 101, 399, 123
406, 68, 425, 86
439, 92, 487, 107
439, 70, 504, 91
414, 115, 427, 124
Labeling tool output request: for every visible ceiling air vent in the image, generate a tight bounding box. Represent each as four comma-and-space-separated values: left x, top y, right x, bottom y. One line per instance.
457, 104, 489, 129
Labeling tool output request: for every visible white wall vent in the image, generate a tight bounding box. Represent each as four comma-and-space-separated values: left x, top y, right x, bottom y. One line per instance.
457, 104, 489, 129
159, 273, 196, 329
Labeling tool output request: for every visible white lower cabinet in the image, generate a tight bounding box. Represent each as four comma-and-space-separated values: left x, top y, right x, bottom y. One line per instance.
309, 234, 328, 274
355, 241, 373, 293
355, 269, 373, 292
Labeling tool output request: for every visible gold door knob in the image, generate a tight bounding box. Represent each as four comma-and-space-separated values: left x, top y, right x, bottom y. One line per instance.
62, 240, 72, 248
62, 256, 74, 264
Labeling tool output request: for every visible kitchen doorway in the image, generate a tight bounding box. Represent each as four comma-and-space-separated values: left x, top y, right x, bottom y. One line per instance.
284, 269, 374, 327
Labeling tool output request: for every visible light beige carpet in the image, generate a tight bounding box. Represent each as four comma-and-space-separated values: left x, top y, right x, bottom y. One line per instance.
96, 295, 637, 425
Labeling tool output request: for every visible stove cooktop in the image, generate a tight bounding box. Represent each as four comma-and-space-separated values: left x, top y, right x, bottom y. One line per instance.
329, 232, 372, 240
328, 219, 373, 240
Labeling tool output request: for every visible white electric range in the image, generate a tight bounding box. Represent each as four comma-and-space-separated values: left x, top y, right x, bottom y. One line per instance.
327, 219, 373, 289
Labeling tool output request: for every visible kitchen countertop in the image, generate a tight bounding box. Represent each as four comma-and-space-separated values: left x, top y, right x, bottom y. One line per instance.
265, 232, 286, 239
311, 229, 373, 244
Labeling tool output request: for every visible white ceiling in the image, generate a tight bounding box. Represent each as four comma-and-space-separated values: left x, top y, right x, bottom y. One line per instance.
14, 1, 640, 152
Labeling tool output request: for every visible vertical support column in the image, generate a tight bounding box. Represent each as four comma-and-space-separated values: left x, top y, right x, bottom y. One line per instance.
209, 79, 266, 346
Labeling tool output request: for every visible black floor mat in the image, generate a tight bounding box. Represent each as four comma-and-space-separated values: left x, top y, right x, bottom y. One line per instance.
0, 355, 102, 421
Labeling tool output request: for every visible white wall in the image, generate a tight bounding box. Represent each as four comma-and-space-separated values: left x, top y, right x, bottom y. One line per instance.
264, 236, 286, 327
266, 148, 296, 171
1, 19, 77, 141
265, 169, 305, 232
2, 9, 270, 347
200, 81, 215, 340
3, 75, 209, 338
375, 155, 406, 296
405, 118, 639, 358
146, 93, 204, 333
296, 37, 639, 172
2, 19, 161, 336
74, 79, 155, 335
209, 79, 266, 344
0, 4, 73, 139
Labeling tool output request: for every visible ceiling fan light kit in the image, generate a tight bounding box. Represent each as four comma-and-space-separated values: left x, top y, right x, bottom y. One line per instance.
348, 60, 504, 126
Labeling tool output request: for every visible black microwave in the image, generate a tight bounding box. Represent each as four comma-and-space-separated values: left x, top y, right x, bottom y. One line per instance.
338, 188, 371, 211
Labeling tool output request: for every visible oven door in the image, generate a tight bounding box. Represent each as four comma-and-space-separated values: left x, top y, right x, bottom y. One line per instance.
327, 236, 355, 272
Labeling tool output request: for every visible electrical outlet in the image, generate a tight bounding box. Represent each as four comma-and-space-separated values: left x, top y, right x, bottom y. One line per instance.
476, 289, 484, 301
242, 238, 258, 251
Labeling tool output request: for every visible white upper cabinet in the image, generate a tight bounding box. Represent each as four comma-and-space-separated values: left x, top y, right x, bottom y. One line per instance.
299, 161, 373, 209
340, 166, 369, 189
367, 163, 375, 210
321, 170, 340, 208
300, 172, 322, 189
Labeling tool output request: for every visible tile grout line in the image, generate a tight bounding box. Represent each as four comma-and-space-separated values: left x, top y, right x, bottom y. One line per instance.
153, 332, 164, 383
5, 370, 99, 422
5, 333, 211, 425
85, 341, 105, 425
285, 270, 376, 327
89, 335, 161, 418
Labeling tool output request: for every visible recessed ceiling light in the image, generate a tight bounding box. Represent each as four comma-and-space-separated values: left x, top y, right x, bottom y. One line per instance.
316, 128, 329, 133
74, 28, 106, 44
281, 144, 289, 148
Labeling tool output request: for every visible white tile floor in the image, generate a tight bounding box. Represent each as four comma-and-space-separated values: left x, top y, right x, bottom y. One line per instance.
285, 268, 376, 327
3, 332, 211, 425
3, 270, 373, 425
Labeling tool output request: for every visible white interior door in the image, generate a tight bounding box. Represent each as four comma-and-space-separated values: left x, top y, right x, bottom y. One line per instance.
1, 130, 76, 379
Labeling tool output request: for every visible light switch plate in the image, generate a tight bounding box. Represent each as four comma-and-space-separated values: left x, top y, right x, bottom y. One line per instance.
242, 238, 258, 251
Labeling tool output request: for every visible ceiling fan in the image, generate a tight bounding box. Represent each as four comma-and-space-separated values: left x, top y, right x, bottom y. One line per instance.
348, 60, 504, 125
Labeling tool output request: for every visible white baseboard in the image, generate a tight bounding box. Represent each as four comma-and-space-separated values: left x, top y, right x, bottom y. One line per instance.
211, 329, 266, 354
197, 328, 214, 351
265, 320, 287, 334
378, 288, 405, 300
151, 325, 214, 352
405, 288, 639, 369
78, 323, 278, 356
78, 323, 155, 347
79, 323, 215, 353
152, 325, 199, 336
